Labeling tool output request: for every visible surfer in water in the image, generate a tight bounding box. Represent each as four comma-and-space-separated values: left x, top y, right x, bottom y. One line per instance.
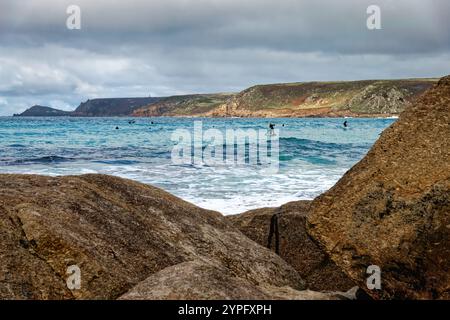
343, 120, 348, 128
268, 123, 276, 136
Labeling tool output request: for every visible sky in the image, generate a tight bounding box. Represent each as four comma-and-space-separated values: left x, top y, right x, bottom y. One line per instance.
0, 0, 449, 115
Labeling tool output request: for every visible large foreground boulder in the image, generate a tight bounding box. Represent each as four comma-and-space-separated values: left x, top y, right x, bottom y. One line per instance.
0, 174, 306, 299
119, 259, 356, 300
307, 76, 450, 299
227, 201, 355, 292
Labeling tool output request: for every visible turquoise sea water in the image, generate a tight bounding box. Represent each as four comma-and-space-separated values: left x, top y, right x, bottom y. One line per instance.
0, 117, 395, 214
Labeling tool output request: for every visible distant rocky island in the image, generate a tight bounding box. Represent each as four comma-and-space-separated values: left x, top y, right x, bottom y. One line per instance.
15, 78, 437, 118
14, 105, 71, 117
2, 75, 448, 300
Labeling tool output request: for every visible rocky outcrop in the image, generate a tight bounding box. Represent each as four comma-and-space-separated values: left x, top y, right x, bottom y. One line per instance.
0, 174, 309, 299
307, 76, 450, 299
14, 105, 71, 117
346, 85, 408, 114
119, 259, 357, 300
227, 201, 355, 292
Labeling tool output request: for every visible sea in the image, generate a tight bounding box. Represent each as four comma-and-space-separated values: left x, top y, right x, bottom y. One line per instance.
0, 117, 396, 214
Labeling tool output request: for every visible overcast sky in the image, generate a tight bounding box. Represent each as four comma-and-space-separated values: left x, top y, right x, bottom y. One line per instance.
0, 0, 449, 115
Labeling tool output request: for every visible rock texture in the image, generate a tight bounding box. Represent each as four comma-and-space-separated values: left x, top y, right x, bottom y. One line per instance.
0, 174, 307, 300
227, 201, 355, 292
307, 76, 450, 299
119, 259, 357, 300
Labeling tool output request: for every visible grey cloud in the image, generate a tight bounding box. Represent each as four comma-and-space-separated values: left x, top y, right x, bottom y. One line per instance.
0, 0, 449, 115
1, 0, 449, 54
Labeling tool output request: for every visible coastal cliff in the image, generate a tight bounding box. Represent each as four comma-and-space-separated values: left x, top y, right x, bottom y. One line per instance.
71, 97, 161, 117
132, 78, 436, 118
16, 78, 436, 118
132, 93, 234, 117
15, 98, 160, 117
204, 79, 437, 118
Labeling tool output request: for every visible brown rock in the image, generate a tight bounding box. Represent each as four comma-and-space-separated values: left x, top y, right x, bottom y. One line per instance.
227, 201, 355, 291
119, 259, 356, 300
307, 76, 450, 299
0, 174, 305, 299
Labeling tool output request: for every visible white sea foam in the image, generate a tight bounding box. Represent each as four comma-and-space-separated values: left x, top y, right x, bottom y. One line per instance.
1, 161, 346, 215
